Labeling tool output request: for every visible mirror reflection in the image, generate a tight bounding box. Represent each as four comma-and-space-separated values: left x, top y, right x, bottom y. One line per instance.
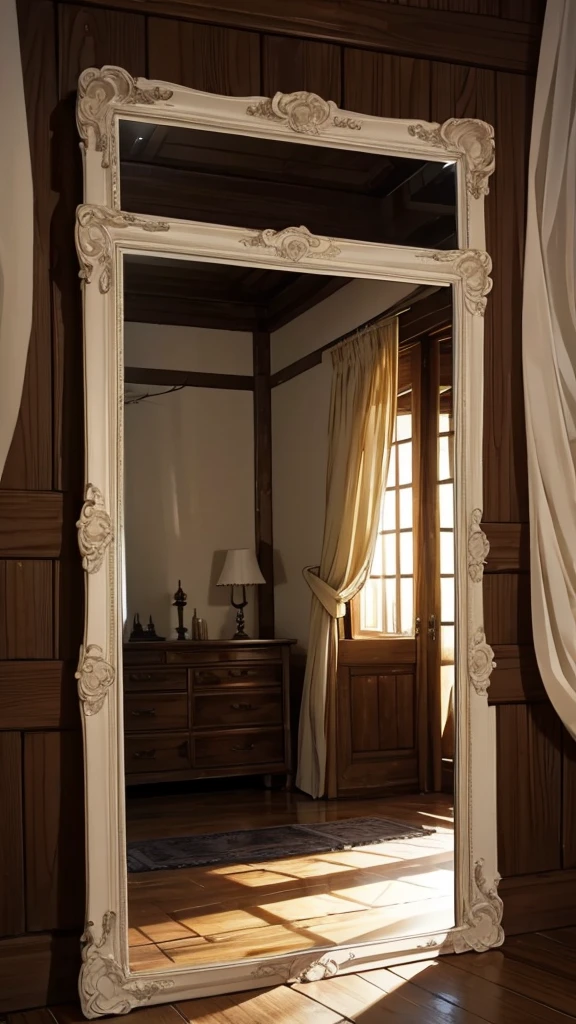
122, 254, 455, 972
119, 120, 457, 248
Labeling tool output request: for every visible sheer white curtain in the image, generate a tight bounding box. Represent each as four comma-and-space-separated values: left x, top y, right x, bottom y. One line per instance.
0, 0, 32, 482
297, 320, 398, 799
523, 0, 576, 738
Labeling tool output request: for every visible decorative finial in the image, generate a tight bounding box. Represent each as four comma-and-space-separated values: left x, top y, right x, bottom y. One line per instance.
173, 581, 188, 641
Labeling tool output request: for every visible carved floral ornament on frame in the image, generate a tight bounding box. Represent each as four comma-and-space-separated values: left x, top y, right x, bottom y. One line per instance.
75, 66, 502, 1019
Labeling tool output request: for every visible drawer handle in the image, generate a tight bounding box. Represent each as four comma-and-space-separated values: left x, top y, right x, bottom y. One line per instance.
133, 749, 156, 760
231, 702, 255, 712
129, 672, 153, 682
131, 708, 156, 717
232, 742, 255, 751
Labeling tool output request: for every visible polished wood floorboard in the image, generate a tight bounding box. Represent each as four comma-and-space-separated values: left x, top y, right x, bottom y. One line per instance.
125, 789, 455, 969
32, 927, 576, 1023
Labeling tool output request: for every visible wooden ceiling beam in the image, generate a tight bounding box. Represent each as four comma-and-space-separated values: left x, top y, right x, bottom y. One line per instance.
263, 275, 351, 332
57, 0, 540, 74
124, 292, 265, 330
125, 367, 254, 390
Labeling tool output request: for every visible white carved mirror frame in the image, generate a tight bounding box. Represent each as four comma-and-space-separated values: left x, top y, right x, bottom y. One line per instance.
75, 66, 500, 1019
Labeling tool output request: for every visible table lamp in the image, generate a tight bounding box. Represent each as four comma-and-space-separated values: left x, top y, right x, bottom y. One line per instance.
216, 548, 265, 639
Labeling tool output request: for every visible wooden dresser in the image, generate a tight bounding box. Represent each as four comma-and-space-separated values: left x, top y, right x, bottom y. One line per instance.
123, 639, 294, 787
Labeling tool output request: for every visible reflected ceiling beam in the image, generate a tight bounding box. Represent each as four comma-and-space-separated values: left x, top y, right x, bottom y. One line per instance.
124, 367, 254, 390
120, 160, 456, 249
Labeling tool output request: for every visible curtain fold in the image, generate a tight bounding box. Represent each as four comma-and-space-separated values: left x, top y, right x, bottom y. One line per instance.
523, 0, 576, 738
296, 320, 398, 798
0, 0, 33, 482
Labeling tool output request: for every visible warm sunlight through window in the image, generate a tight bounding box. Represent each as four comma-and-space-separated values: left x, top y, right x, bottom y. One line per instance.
357, 403, 415, 636
439, 394, 455, 753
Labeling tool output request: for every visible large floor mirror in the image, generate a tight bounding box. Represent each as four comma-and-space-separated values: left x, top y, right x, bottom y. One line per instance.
75, 69, 500, 1018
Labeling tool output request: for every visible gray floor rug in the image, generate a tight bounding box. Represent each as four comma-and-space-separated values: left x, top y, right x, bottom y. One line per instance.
126, 816, 435, 873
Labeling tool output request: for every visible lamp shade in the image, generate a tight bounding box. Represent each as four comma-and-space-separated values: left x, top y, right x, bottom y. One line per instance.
216, 548, 265, 587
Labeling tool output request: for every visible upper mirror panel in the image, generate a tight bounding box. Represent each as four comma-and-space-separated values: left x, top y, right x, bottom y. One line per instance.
118, 120, 457, 248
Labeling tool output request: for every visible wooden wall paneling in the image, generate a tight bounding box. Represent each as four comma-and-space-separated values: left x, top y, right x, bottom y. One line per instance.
497, 702, 562, 877
562, 730, 576, 869
58, 3, 147, 92
147, 18, 260, 94
483, 573, 532, 645
429, 61, 495, 123
55, 0, 147, 480
0, 662, 78, 730
0, 734, 25, 937
483, 70, 533, 522
343, 49, 431, 120
54, 4, 147, 663
0, 492, 63, 558
262, 35, 342, 103
58, 0, 542, 74
24, 731, 85, 932
488, 645, 546, 705
499, 0, 546, 22
499, 868, 576, 937
0, 560, 54, 660
380, 0, 499, 12
1, 0, 57, 491
483, 521, 529, 571
0, 934, 79, 1013
253, 331, 274, 639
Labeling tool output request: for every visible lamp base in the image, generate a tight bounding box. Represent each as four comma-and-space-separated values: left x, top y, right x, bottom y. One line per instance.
231, 591, 249, 640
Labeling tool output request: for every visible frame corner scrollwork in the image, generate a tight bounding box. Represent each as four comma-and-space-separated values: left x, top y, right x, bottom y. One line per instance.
80, 912, 175, 1018
408, 118, 495, 199
453, 860, 504, 953
417, 248, 493, 315
75, 205, 170, 294
77, 66, 174, 169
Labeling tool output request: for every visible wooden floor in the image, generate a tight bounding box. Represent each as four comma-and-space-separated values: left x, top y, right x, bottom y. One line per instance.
126, 789, 454, 970
15, 927, 576, 1023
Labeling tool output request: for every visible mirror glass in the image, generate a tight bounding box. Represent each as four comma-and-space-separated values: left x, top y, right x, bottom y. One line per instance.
118, 120, 457, 248
122, 252, 456, 973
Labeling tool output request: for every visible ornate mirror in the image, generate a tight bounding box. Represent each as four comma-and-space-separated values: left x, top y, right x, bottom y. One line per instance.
75, 67, 499, 1018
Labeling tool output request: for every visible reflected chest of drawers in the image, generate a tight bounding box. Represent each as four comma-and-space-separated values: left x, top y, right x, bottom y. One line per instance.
123, 639, 294, 787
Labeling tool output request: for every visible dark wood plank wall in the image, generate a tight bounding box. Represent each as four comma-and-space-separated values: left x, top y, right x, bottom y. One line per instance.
0, 0, 563, 1011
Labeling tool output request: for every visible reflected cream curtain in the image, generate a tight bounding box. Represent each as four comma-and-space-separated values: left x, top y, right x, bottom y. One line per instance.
0, 0, 33, 481
297, 320, 398, 798
523, 0, 576, 738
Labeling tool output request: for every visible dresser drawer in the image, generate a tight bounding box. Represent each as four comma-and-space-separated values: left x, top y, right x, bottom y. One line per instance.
125, 732, 190, 773
124, 668, 187, 692
194, 728, 284, 769
168, 647, 282, 666
193, 688, 282, 729
194, 664, 282, 688
125, 694, 188, 732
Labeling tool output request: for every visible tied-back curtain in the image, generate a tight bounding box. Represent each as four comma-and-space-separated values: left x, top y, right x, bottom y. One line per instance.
523, 0, 576, 739
0, 0, 33, 481
297, 320, 398, 799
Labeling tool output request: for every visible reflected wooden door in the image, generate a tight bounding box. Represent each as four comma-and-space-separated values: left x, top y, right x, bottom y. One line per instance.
336, 302, 453, 797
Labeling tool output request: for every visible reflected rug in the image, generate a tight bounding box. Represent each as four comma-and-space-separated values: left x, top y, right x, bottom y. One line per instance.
126, 816, 435, 873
